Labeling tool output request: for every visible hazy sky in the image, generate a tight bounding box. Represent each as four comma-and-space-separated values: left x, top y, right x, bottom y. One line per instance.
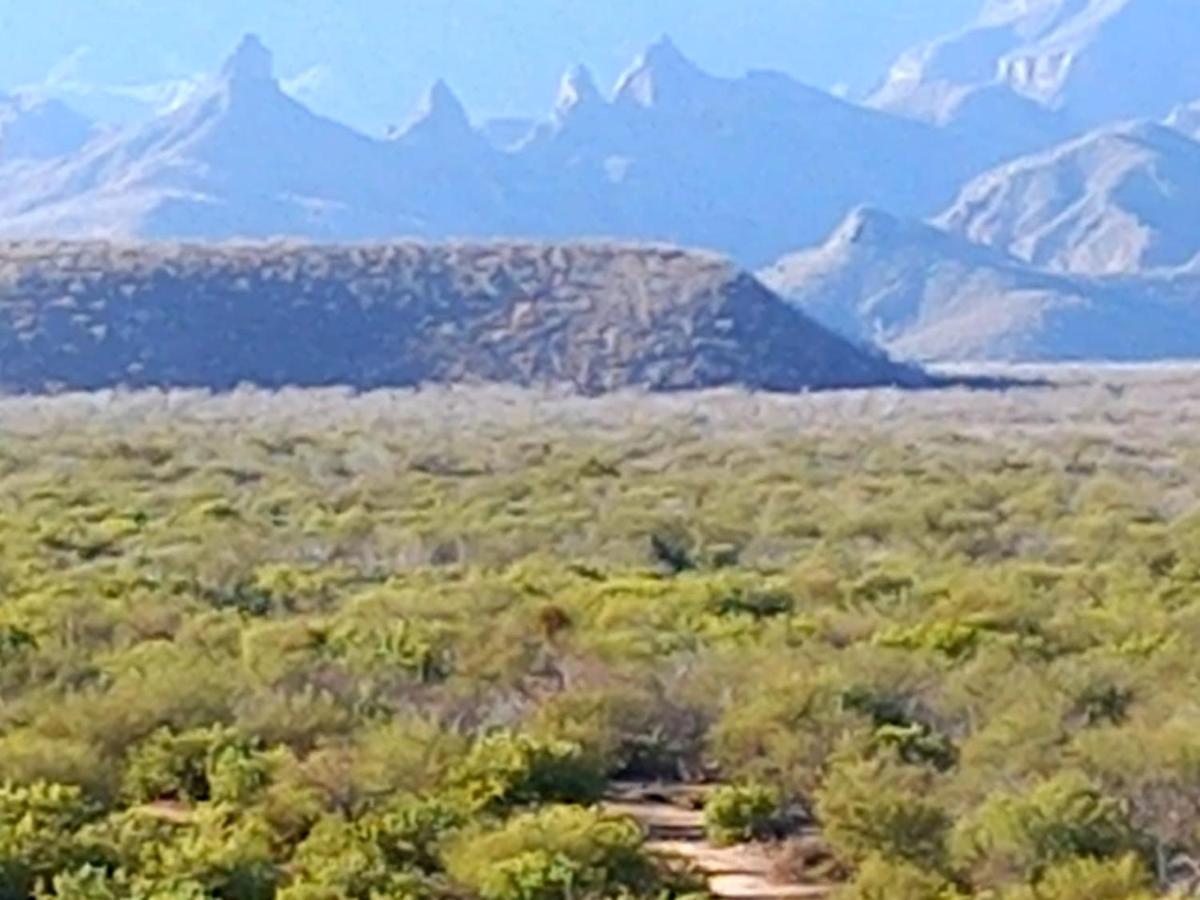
0, 0, 976, 133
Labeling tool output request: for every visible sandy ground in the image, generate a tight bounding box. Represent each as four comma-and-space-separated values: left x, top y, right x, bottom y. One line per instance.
605, 784, 832, 899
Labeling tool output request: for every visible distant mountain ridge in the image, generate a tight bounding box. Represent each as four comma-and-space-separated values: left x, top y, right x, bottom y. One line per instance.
0, 34, 1021, 267
872, 0, 1200, 132
761, 76, 1200, 364
0, 37, 485, 241
2, 13, 1199, 368
762, 206, 1200, 362
936, 121, 1200, 276
0, 239, 928, 394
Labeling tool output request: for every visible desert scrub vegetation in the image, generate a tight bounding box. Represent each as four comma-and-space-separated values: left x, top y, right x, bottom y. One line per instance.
1, 367, 1200, 896
703, 783, 781, 846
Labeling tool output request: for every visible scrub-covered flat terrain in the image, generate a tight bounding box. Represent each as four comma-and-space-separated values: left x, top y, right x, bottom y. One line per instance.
1, 368, 1200, 898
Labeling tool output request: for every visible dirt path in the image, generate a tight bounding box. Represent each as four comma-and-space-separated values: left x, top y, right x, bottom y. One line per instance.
604, 783, 833, 899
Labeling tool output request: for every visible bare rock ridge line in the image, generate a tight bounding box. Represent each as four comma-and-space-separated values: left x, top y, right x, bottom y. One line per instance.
0, 239, 927, 395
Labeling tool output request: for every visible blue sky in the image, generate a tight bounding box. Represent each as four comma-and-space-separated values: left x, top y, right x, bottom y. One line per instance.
0, 0, 976, 133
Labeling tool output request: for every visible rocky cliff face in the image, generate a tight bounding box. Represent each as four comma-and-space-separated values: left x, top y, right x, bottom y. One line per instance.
0, 240, 926, 394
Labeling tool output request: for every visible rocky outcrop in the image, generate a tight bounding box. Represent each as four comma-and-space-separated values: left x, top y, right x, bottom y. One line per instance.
0, 240, 927, 394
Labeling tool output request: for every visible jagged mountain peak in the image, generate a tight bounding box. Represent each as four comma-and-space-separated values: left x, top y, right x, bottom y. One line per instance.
832, 206, 913, 247
555, 64, 602, 116
392, 79, 475, 143
823, 206, 998, 262
613, 35, 709, 108
642, 34, 691, 68
220, 33, 276, 86
421, 80, 466, 117
0, 24, 1068, 271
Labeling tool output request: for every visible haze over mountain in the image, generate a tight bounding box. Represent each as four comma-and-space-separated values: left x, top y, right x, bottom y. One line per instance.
1167, 100, 1200, 141
0, 37, 504, 241
0, 0, 974, 133
0, 34, 1001, 266
0, 93, 95, 161
761, 206, 1088, 357
872, 0, 1200, 133
762, 206, 1200, 362
936, 122, 1200, 276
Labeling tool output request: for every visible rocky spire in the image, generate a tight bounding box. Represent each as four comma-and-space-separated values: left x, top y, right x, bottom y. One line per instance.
613, 35, 706, 108
641, 34, 692, 70
555, 64, 602, 118
392, 79, 478, 144
220, 34, 276, 86
414, 80, 470, 129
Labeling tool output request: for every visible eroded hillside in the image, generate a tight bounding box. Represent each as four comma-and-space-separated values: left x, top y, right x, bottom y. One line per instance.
0, 240, 923, 394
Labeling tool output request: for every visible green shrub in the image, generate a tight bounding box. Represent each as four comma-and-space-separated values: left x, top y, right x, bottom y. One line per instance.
703, 783, 780, 846
816, 759, 951, 871
121, 726, 265, 806
841, 687, 958, 771
711, 677, 859, 797
833, 855, 965, 900
871, 723, 959, 772
68, 803, 277, 899
1001, 854, 1155, 899
361, 795, 464, 873
443, 806, 662, 900
874, 621, 985, 661
952, 771, 1147, 887
37, 865, 124, 899
448, 733, 605, 814
282, 817, 391, 899
531, 683, 710, 782
0, 782, 101, 899
708, 588, 793, 620
280, 796, 456, 898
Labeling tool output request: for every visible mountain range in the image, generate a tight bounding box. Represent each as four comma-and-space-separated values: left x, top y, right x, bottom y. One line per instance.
755, 0, 1200, 363
0, 0, 1198, 371
0, 33, 1054, 268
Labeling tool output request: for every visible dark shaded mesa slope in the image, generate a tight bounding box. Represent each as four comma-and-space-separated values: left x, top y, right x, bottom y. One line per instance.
0, 240, 927, 394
